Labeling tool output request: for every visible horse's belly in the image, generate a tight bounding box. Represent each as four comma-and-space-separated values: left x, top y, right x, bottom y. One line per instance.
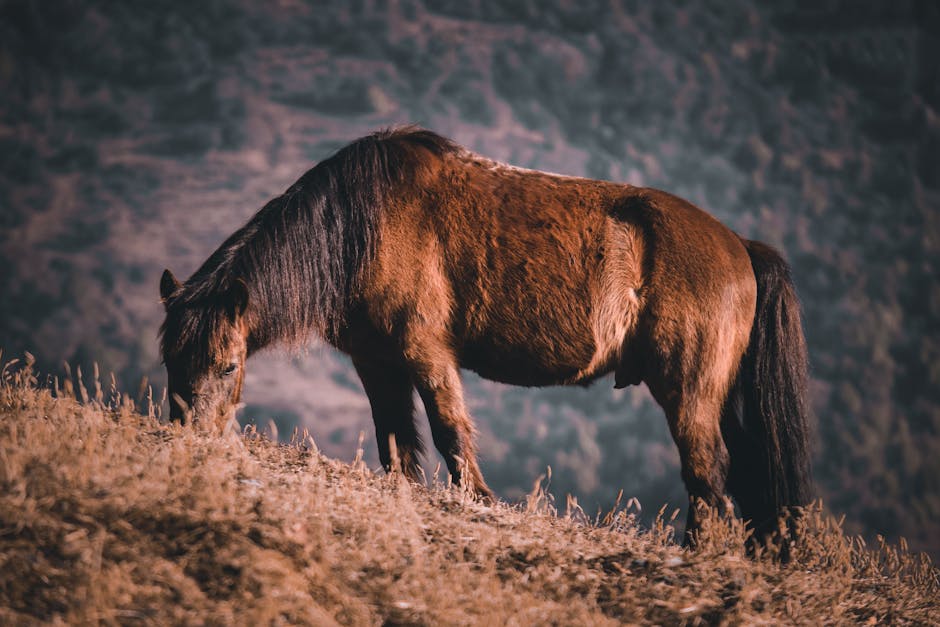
458, 332, 597, 387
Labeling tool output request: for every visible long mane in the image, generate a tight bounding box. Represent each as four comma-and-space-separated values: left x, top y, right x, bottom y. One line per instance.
160, 126, 458, 362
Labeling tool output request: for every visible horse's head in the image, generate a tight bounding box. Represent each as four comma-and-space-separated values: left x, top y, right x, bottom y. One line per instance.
159, 269, 249, 429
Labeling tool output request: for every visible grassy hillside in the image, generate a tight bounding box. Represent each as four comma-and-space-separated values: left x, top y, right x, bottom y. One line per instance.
1, 358, 937, 625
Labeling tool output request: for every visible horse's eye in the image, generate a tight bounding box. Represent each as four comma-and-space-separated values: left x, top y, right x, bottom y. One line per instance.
223, 363, 238, 376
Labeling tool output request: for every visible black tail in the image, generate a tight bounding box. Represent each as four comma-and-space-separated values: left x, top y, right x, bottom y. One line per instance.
724, 240, 813, 541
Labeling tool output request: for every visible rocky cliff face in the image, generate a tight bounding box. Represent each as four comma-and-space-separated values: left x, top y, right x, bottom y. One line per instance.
1, 0, 937, 555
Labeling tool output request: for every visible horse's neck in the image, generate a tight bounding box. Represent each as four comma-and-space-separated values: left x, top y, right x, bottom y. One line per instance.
240, 284, 313, 354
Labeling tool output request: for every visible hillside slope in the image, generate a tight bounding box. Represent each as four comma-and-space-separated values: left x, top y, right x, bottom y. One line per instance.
1, 360, 937, 625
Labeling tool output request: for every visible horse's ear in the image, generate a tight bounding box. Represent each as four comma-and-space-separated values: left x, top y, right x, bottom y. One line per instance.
225, 278, 249, 319
160, 269, 181, 306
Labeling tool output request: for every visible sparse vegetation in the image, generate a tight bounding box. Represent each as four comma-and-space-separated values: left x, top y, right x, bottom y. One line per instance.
1, 356, 936, 625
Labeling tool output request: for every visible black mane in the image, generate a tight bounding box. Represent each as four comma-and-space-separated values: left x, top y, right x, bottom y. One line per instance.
160, 126, 458, 364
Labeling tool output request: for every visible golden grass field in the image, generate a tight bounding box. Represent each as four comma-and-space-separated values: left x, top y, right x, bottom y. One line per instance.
1, 355, 937, 625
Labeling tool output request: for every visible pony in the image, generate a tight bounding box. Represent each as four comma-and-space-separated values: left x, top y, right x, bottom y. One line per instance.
159, 127, 812, 544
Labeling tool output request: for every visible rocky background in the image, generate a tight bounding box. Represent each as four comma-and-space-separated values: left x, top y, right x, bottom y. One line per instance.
1, 0, 938, 556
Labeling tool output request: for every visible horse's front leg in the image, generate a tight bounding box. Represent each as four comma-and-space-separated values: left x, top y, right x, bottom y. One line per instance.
352, 355, 424, 481
402, 333, 492, 499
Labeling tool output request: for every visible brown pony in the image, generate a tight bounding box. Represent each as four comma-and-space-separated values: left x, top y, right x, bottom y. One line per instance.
159, 127, 812, 543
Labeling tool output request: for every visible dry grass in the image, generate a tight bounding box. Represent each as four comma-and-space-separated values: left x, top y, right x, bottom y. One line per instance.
1, 357, 937, 626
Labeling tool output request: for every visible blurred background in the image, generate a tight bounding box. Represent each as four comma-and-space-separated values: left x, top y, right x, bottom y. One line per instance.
1, 0, 937, 556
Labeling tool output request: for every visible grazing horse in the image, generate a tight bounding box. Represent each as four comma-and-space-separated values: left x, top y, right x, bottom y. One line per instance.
159, 127, 812, 543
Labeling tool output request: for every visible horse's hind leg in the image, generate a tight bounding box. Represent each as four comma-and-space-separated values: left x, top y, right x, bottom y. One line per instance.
352, 356, 424, 481
646, 344, 739, 546
664, 390, 731, 546
401, 333, 492, 498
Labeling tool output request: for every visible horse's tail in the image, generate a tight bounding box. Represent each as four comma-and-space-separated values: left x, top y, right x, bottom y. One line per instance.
724, 239, 813, 541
